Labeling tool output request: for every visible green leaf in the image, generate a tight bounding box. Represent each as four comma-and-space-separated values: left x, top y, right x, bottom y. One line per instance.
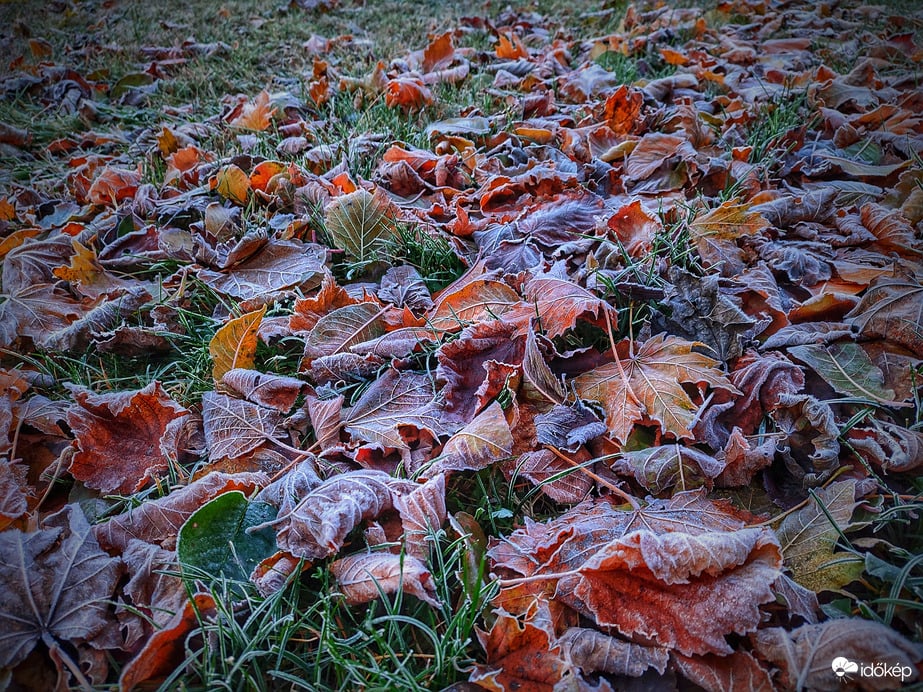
325, 188, 396, 261
787, 342, 900, 404
777, 480, 864, 592
177, 491, 277, 584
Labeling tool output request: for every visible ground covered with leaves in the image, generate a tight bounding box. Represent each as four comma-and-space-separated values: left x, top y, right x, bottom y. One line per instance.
1, 0, 923, 689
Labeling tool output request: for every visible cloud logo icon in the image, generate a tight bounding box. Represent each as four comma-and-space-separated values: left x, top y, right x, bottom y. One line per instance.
831, 657, 859, 677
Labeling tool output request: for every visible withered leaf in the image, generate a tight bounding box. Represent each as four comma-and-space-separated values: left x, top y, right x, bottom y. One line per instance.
220, 368, 305, 412
788, 341, 899, 404
776, 479, 864, 592
330, 552, 440, 607
534, 401, 606, 452
197, 239, 325, 300
436, 402, 513, 474
0, 505, 121, 669
428, 279, 525, 332
395, 473, 446, 560
209, 306, 266, 381
275, 469, 398, 559
303, 302, 387, 364
672, 651, 774, 692
751, 619, 923, 692
850, 421, 923, 473
575, 333, 738, 443
612, 444, 726, 494
67, 382, 187, 495
524, 264, 610, 339
846, 275, 923, 354
557, 627, 668, 678
201, 391, 284, 460
344, 369, 447, 457
93, 471, 268, 552
325, 188, 396, 260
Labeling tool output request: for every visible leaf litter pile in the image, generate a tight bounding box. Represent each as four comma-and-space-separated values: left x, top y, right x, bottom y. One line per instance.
2, 0, 923, 689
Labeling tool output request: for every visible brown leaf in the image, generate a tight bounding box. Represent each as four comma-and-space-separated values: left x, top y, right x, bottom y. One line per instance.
395, 473, 446, 560
751, 619, 923, 691
534, 401, 606, 453
201, 392, 284, 460
0, 461, 30, 529
44, 285, 151, 353
575, 333, 738, 443
850, 421, 923, 473
330, 552, 440, 606
67, 382, 188, 495
436, 402, 514, 474
228, 90, 275, 131
93, 471, 268, 552
429, 279, 526, 332
325, 187, 396, 260
275, 469, 397, 559
197, 239, 325, 300
302, 302, 387, 365
612, 444, 727, 494
119, 593, 216, 692
524, 264, 610, 339
0, 283, 83, 350
209, 306, 266, 381
472, 610, 570, 692
522, 329, 566, 405
220, 368, 305, 412
512, 447, 594, 504
672, 651, 774, 692
625, 132, 695, 181
0, 505, 121, 669
606, 200, 662, 258
846, 275, 923, 354
343, 369, 447, 459
290, 272, 359, 333
557, 627, 668, 678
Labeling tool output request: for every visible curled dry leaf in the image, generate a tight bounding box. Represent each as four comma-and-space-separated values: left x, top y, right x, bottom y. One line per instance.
557, 627, 668, 678
274, 469, 397, 560
66, 381, 187, 495
330, 552, 441, 607
220, 368, 306, 412
846, 275, 923, 354
395, 473, 447, 560
751, 619, 923, 692
850, 420, 923, 473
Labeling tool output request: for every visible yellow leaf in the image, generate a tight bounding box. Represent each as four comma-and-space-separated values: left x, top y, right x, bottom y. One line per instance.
0, 228, 40, 259
209, 306, 267, 381
214, 164, 250, 205
52, 239, 102, 285
689, 201, 769, 241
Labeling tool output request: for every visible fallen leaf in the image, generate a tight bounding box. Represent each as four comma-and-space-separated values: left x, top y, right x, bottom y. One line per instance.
325, 188, 396, 260
330, 552, 440, 606
209, 306, 266, 381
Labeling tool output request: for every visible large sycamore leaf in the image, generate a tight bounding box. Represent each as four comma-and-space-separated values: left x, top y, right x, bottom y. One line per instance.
0, 505, 120, 669
325, 188, 396, 260
846, 275, 923, 354
787, 342, 900, 404
490, 491, 782, 657
201, 391, 284, 460
66, 382, 188, 495
575, 333, 738, 443
330, 552, 440, 606
209, 306, 266, 381
776, 479, 864, 592
751, 619, 923, 691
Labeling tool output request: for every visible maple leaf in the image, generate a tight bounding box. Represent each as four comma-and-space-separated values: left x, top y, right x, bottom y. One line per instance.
574, 333, 739, 443
66, 382, 188, 495
229, 90, 275, 131
524, 264, 611, 339
0, 505, 121, 670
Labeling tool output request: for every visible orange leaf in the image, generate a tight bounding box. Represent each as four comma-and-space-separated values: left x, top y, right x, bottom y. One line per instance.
575, 333, 738, 443
119, 593, 216, 691
0, 228, 40, 259
606, 200, 662, 258
385, 76, 433, 112
429, 279, 525, 332
0, 197, 15, 222
603, 85, 644, 136
422, 31, 455, 72
495, 32, 528, 59
249, 160, 287, 193
229, 90, 275, 131
209, 305, 267, 381
86, 166, 141, 206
